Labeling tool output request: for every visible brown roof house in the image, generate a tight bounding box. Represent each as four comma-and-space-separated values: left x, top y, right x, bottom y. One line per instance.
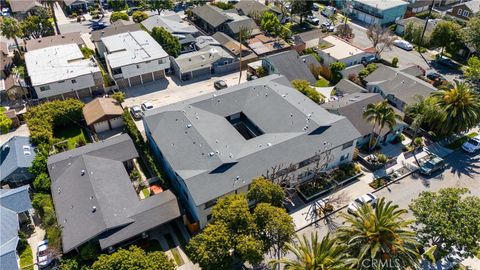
83, 97, 124, 134
446, 1, 480, 21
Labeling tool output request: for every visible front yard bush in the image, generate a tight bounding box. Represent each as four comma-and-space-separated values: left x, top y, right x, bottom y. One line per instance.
369, 176, 391, 189
19, 245, 33, 270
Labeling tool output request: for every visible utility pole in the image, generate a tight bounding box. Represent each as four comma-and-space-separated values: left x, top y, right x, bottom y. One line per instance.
420, 0, 435, 50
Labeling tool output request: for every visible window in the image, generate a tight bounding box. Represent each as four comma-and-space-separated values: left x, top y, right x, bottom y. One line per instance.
136, 64, 140, 69
463, 10, 469, 17
39, 86, 50, 91
158, 59, 163, 64
207, 214, 213, 222
340, 153, 350, 161
204, 198, 217, 209
457, 8, 463, 15
71, 79, 77, 84
112, 68, 122, 75
298, 157, 312, 168
342, 141, 354, 150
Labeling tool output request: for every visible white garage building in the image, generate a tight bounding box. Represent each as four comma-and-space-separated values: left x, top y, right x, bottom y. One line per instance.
83, 97, 124, 134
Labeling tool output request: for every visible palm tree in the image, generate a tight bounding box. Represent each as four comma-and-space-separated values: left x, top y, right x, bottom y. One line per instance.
238, 26, 252, 85
271, 232, 354, 270
0, 17, 23, 54
431, 81, 480, 136
337, 198, 420, 270
363, 101, 399, 150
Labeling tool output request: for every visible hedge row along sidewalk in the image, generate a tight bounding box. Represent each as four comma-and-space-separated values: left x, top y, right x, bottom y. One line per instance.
122, 108, 169, 189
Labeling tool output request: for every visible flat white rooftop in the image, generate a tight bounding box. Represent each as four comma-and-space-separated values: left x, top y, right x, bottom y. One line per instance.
24, 43, 100, 86
321, 35, 366, 60
102, 30, 168, 69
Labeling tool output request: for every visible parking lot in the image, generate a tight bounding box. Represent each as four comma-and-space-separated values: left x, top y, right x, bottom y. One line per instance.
123, 71, 247, 134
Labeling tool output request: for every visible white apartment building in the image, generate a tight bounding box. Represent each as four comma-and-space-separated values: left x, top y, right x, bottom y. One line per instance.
317, 35, 376, 67
102, 30, 170, 88
24, 43, 103, 100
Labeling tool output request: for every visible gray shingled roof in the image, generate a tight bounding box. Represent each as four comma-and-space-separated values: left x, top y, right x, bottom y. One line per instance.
364, 64, 436, 106
235, 0, 269, 15
0, 136, 36, 182
334, 79, 367, 95
144, 75, 361, 206
1, 186, 32, 270
192, 5, 230, 28
48, 134, 180, 252
91, 22, 141, 42
226, 17, 260, 35
173, 46, 235, 73
322, 93, 389, 137
263, 50, 317, 84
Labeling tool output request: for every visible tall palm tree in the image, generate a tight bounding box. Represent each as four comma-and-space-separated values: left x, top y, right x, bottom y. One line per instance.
238, 26, 252, 85
0, 17, 23, 54
337, 198, 420, 270
363, 101, 399, 150
431, 81, 480, 136
271, 232, 354, 270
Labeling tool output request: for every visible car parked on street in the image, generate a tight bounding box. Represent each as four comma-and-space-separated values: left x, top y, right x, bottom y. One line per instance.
347, 193, 377, 215
393, 39, 413, 51
426, 72, 447, 82
462, 136, 480, 153
37, 240, 53, 268
321, 22, 335, 32
214, 80, 227, 90
91, 21, 107, 30
434, 56, 460, 69
419, 155, 445, 176
130, 105, 143, 119
306, 15, 320, 25
141, 101, 154, 111
321, 6, 336, 17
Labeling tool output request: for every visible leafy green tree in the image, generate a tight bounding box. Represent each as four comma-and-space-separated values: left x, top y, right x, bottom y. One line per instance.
430, 21, 461, 56
235, 234, 264, 266
20, 8, 54, 39
0, 17, 23, 53
363, 101, 399, 149
211, 1, 234, 10
462, 14, 480, 53
132, 11, 148, 23
59, 258, 79, 270
272, 232, 354, 270
107, 0, 127, 11
260, 12, 280, 36
80, 47, 94, 59
111, 91, 125, 103
329, 61, 346, 84
291, 0, 313, 24
279, 23, 292, 40
291, 80, 325, 104
338, 199, 420, 269
33, 173, 51, 193
0, 111, 12, 134
79, 242, 99, 262
409, 188, 480, 259
91, 245, 175, 270
151, 27, 181, 57
464, 56, 480, 85
186, 223, 234, 270
211, 194, 254, 235
247, 177, 285, 207
110, 11, 129, 23
253, 203, 295, 261
238, 26, 252, 84
148, 0, 174, 14
29, 145, 49, 176
430, 81, 480, 136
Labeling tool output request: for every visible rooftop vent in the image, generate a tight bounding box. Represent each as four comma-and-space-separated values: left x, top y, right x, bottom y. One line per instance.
92, 206, 97, 213
81, 170, 85, 176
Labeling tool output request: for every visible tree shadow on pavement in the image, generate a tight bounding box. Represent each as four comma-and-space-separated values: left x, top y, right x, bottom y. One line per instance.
445, 152, 480, 178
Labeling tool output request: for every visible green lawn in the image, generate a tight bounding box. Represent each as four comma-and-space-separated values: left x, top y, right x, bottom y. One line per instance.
315, 78, 330, 87
53, 126, 89, 150
19, 245, 33, 270
446, 132, 478, 150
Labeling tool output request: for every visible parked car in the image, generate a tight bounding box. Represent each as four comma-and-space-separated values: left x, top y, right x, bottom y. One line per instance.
321, 6, 336, 17
462, 136, 480, 153
306, 15, 320, 25
426, 72, 446, 82
130, 105, 143, 119
435, 57, 460, 69
214, 80, 227, 90
393, 39, 413, 51
321, 22, 335, 32
361, 55, 377, 65
127, 7, 139, 16
419, 155, 445, 176
91, 21, 107, 30
37, 240, 53, 268
0, 7, 10, 16
141, 101, 154, 111
347, 193, 377, 215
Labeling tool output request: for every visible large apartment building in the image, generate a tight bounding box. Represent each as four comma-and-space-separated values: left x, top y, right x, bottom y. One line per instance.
143, 75, 361, 228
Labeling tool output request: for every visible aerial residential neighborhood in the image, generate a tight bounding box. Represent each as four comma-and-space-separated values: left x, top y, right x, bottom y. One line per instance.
1, 1, 480, 270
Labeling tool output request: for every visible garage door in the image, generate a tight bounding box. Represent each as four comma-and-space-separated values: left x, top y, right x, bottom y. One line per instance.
116, 79, 129, 89
142, 73, 153, 83
109, 117, 124, 129
94, 121, 110, 133
129, 75, 142, 86
153, 70, 165, 80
